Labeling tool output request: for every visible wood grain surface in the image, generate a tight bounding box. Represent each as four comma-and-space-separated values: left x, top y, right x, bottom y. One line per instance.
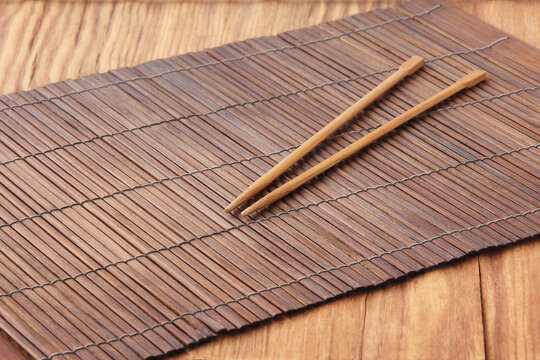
0, 1, 538, 359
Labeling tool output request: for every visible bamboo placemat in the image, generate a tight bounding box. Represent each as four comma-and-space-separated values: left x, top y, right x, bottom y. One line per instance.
0, 0, 538, 359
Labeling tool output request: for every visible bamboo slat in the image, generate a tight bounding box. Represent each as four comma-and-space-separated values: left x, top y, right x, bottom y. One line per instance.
0, 0, 537, 359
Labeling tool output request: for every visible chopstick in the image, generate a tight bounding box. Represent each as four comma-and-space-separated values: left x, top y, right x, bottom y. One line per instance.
241, 69, 487, 216
225, 56, 425, 213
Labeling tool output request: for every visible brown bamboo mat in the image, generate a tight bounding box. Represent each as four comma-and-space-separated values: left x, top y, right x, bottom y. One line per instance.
0, 0, 538, 359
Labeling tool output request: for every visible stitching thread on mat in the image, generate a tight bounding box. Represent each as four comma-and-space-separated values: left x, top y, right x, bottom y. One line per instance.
41, 207, 540, 359
1, 143, 537, 302
0, 36, 508, 169
0, 87, 534, 238
0, 5, 441, 116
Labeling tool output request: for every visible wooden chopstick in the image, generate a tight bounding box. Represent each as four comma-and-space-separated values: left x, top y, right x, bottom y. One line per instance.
241, 69, 487, 216
224, 56, 425, 213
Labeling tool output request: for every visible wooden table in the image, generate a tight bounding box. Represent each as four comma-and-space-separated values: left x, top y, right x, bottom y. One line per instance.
0, 1, 538, 359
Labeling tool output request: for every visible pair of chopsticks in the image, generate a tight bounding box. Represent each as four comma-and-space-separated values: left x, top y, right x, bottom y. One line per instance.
225, 56, 486, 216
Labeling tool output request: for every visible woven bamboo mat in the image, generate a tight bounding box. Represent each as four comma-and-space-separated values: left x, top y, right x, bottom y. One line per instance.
0, 0, 538, 359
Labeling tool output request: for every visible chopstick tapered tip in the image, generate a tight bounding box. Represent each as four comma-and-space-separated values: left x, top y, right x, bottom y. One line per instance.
241, 201, 262, 216
226, 189, 257, 212
240, 209, 251, 216
225, 195, 246, 212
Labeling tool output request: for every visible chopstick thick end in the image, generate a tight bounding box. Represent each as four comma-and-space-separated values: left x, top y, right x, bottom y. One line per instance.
399, 56, 425, 76
457, 69, 487, 88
